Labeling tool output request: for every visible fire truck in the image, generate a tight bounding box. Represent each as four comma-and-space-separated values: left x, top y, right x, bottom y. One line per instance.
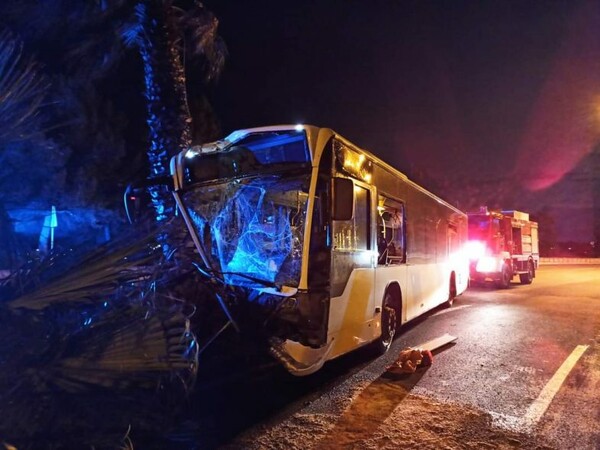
466, 207, 539, 288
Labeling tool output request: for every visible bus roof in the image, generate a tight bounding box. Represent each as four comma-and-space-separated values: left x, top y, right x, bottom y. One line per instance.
176, 124, 464, 216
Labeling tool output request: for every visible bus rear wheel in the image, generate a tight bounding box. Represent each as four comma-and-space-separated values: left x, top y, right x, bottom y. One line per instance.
446, 274, 457, 307
373, 293, 397, 355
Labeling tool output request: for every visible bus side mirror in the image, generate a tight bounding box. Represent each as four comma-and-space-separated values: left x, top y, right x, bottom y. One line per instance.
332, 177, 354, 220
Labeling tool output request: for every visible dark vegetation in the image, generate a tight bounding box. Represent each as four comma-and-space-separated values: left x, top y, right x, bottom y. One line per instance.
0, 1, 248, 448
0, 0, 225, 267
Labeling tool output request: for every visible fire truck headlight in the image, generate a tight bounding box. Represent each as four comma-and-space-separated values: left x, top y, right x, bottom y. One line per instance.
476, 256, 498, 273
466, 240, 486, 260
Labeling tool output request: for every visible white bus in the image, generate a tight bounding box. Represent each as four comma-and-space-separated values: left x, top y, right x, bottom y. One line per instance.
170, 125, 469, 375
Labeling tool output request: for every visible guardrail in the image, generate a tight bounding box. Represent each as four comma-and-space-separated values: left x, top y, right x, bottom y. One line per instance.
540, 257, 600, 265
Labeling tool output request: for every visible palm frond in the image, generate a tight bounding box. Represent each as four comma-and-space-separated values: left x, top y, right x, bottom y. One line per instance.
4, 230, 161, 310
120, 2, 148, 48
0, 224, 201, 447
0, 29, 50, 143
179, 3, 227, 82
40, 304, 198, 393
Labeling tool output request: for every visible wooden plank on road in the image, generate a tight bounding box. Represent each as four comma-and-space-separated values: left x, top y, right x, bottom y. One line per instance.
419, 333, 457, 352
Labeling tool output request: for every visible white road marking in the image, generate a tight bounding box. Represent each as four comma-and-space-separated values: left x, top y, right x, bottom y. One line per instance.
432, 304, 471, 317
520, 344, 589, 429
489, 411, 523, 432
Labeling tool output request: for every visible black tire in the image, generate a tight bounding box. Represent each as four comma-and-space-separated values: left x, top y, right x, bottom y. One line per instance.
496, 264, 511, 289
446, 275, 457, 307
519, 261, 534, 285
373, 293, 397, 355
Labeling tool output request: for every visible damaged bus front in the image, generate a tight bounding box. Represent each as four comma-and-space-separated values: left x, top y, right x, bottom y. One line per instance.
170, 126, 331, 374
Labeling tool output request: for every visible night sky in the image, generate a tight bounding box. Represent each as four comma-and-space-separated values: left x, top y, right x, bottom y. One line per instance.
203, 0, 599, 244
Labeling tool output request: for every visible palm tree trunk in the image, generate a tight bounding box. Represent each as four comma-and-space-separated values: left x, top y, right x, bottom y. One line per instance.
136, 0, 191, 223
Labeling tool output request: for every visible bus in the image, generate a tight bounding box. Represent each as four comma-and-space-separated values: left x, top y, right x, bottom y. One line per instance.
170, 125, 469, 375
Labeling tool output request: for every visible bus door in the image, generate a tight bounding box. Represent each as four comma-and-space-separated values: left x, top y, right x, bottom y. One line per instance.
330, 179, 376, 352
375, 197, 408, 324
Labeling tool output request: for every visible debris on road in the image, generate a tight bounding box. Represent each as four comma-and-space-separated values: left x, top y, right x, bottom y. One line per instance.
385, 348, 433, 374
385, 334, 457, 375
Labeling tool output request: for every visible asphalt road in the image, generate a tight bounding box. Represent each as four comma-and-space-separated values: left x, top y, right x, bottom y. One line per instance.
187, 265, 600, 449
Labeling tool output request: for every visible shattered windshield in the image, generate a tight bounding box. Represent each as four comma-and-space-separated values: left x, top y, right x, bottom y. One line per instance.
181, 174, 310, 289
183, 130, 310, 186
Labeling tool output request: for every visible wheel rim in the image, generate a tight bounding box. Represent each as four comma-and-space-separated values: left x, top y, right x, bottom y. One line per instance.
382, 305, 396, 347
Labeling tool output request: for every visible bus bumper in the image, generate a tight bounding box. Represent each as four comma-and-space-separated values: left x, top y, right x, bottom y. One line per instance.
269, 337, 334, 376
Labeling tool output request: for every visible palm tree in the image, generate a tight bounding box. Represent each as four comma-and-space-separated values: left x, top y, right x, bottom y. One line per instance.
122, 0, 226, 224
0, 4, 229, 445
1, 0, 226, 226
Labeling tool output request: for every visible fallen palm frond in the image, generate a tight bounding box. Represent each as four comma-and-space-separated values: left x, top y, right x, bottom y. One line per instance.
0, 224, 199, 391
30, 303, 198, 393
3, 229, 161, 310
0, 223, 203, 447
0, 301, 198, 448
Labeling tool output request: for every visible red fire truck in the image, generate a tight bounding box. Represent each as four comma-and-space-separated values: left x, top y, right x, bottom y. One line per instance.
466, 207, 539, 288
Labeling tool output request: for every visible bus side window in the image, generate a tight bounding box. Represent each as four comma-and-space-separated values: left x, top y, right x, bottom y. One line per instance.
333, 184, 370, 250
377, 197, 405, 265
